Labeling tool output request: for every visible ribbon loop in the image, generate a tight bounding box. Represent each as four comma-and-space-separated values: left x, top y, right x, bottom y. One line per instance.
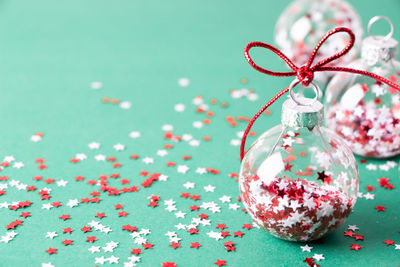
244, 42, 297, 78
308, 27, 355, 70
241, 27, 400, 162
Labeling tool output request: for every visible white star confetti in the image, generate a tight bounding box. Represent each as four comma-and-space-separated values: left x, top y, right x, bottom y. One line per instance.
129, 131, 141, 139
301, 244, 313, 252
88, 142, 101, 149
177, 165, 189, 174
204, 185, 216, 192
178, 78, 190, 87
183, 182, 195, 189
113, 143, 125, 151
120, 101, 132, 109
91, 81, 102, 90
45, 232, 58, 239
174, 103, 186, 112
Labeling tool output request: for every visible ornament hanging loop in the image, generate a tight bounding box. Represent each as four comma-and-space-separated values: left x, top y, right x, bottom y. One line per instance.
288, 78, 320, 106
368, 16, 394, 41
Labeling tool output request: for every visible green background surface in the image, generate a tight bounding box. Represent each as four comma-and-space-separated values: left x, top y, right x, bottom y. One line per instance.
0, 0, 399, 266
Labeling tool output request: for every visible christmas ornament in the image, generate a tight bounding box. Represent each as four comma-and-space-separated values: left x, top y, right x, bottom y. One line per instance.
239, 82, 359, 241
275, 0, 363, 85
240, 27, 400, 241
325, 16, 400, 158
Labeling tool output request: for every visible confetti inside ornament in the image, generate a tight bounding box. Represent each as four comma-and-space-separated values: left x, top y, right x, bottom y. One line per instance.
275, 0, 363, 85
325, 16, 400, 158
239, 82, 359, 241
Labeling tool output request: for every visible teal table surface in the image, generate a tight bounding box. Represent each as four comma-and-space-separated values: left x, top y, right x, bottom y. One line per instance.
0, 0, 399, 266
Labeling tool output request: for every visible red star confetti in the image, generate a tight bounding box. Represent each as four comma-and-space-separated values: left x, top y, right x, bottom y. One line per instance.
130, 248, 142, 255
242, 223, 253, 230
378, 177, 395, 190
6, 220, 23, 230
350, 244, 362, 251
214, 259, 227, 267
216, 223, 227, 230
63, 227, 74, 234
62, 239, 73, 246
344, 231, 355, 237
221, 231, 230, 238
375, 205, 386, 212
122, 225, 138, 232
383, 239, 395, 246
59, 214, 71, 221
20, 212, 31, 218
234, 231, 245, 238
354, 234, 364, 241
190, 242, 202, 249
365, 185, 375, 191
95, 212, 107, 219
188, 228, 199, 235
224, 241, 236, 252
142, 242, 154, 249
118, 211, 129, 217
169, 242, 181, 249
86, 236, 98, 243
162, 262, 177, 267
81, 226, 92, 233
45, 247, 58, 255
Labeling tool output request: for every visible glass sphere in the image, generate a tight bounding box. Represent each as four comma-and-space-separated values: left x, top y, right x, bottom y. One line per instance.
239, 124, 359, 241
275, 0, 363, 73
325, 48, 400, 158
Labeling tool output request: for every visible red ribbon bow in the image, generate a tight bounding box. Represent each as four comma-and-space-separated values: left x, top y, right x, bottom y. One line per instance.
240, 27, 400, 162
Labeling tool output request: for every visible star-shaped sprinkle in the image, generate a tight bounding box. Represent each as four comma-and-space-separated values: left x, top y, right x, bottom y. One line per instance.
375, 205, 386, 212
88, 246, 100, 253
348, 225, 359, 231
383, 239, 395, 246
313, 254, 325, 261
177, 165, 189, 174
190, 242, 202, 249
301, 244, 313, 252
169, 242, 181, 249
86, 236, 98, 243
45, 247, 58, 255
129, 131, 141, 138
204, 185, 216, 192
130, 248, 142, 255
183, 182, 195, 189
61, 239, 73, 246
46, 232, 58, 239
214, 259, 227, 267
66, 199, 79, 208
113, 143, 125, 151
350, 244, 362, 251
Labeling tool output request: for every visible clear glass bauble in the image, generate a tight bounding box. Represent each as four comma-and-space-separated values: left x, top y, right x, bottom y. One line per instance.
239, 124, 359, 241
324, 45, 400, 158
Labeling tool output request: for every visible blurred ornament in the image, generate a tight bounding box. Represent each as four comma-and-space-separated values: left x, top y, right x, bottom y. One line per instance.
239, 81, 359, 241
275, 0, 363, 86
325, 16, 400, 158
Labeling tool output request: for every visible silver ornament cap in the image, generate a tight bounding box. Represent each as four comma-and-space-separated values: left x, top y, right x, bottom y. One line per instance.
361, 36, 398, 65
281, 98, 324, 130
362, 16, 399, 65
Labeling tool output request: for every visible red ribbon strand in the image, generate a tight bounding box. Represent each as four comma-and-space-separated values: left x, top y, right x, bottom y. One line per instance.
240, 27, 400, 162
